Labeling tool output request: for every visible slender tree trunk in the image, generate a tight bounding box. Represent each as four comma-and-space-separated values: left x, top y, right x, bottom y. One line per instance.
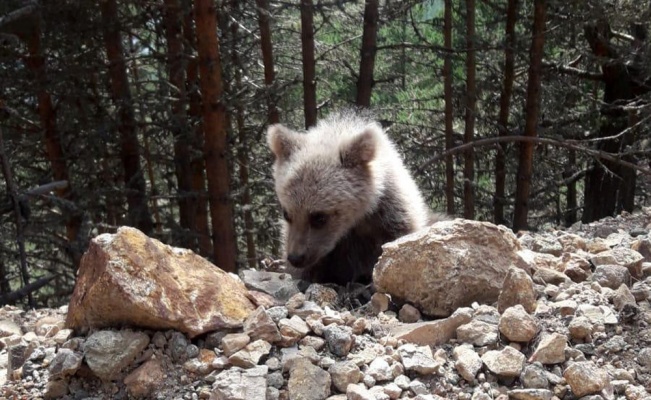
564, 150, 577, 225
23, 20, 83, 265
494, 0, 518, 225
194, 0, 238, 272
183, 0, 212, 256
513, 0, 546, 231
443, 0, 455, 215
164, 0, 195, 248
100, 0, 153, 234
356, 0, 379, 108
230, 0, 257, 269
463, 0, 476, 219
255, 0, 280, 124
300, 0, 317, 128
0, 127, 33, 307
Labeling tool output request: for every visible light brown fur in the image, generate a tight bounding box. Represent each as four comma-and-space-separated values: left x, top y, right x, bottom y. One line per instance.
267, 110, 440, 285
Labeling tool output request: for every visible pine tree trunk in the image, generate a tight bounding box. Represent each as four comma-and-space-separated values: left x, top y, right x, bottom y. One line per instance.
230, 0, 258, 269
184, 0, 213, 257
164, 0, 195, 248
300, 0, 317, 128
356, 0, 379, 108
443, 0, 455, 215
256, 0, 280, 124
463, 0, 476, 219
193, 0, 238, 272
100, 0, 153, 234
513, 0, 546, 231
23, 20, 83, 265
494, 0, 517, 225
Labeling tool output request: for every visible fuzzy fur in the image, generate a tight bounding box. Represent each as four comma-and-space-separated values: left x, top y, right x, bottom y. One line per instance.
267, 110, 439, 285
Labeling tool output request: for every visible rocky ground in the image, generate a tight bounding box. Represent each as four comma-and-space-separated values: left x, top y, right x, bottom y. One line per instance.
1, 208, 651, 400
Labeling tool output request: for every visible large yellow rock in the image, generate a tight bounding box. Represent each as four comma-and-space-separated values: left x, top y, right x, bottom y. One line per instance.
66, 227, 255, 338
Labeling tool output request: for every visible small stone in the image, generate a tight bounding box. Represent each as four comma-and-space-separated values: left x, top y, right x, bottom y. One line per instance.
383, 382, 402, 400
347, 383, 375, 400
394, 374, 410, 389
613, 284, 637, 313
84, 330, 150, 381
210, 365, 268, 399
529, 333, 566, 364
453, 345, 482, 383
288, 358, 331, 400
168, 331, 189, 362
481, 346, 525, 377
563, 361, 609, 397
221, 333, 251, 357
508, 388, 553, 400
408, 379, 428, 395
305, 284, 339, 307
637, 347, 651, 367
498, 305, 539, 343
498, 267, 536, 313
300, 335, 326, 351
228, 339, 272, 368
456, 320, 498, 346
371, 293, 390, 314
243, 306, 282, 343
520, 364, 548, 389
398, 304, 421, 323
568, 316, 593, 341
48, 349, 83, 379
278, 315, 310, 346
329, 360, 362, 392
323, 325, 354, 357
592, 265, 631, 290
266, 306, 289, 323
367, 357, 394, 382
123, 358, 165, 398
398, 343, 442, 375
44, 379, 69, 399
533, 268, 571, 286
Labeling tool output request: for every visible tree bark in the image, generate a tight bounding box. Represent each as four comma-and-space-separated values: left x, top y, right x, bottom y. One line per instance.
100, 0, 153, 234
164, 0, 195, 248
443, 0, 455, 215
183, 0, 212, 257
230, 0, 257, 269
193, 0, 238, 272
494, 0, 517, 225
463, 0, 476, 219
581, 19, 647, 222
255, 0, 280, 124
356, 0, 379, 108
300, 0, 317, 128
513, 0, 546, 231
22, 17, 83, 265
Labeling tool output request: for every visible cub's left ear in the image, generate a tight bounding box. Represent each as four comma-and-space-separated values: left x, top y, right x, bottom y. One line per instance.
340, 126, 379, 168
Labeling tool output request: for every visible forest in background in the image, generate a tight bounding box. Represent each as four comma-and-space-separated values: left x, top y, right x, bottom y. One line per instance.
0, 0, 650, 307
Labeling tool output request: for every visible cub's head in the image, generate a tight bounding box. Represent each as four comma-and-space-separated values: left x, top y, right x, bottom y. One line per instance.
267, 122, 382, 270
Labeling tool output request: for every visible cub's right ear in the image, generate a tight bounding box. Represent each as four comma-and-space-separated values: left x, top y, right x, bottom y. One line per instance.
267, 124, 301, 162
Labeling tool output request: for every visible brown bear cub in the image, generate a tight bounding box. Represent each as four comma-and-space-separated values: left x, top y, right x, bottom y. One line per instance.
267, 110, 438, 285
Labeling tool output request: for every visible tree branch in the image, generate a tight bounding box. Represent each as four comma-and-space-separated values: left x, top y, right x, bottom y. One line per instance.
418, 135, 651, 176
542, 60, 603, 81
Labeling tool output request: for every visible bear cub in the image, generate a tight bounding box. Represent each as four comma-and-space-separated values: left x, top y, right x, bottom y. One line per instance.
267, 110, 439, 285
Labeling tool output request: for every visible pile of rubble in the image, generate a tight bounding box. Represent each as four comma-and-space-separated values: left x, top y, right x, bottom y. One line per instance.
1, 209, 650, 400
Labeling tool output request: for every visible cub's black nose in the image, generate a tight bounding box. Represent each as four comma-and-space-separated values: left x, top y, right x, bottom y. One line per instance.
287, 253, 306, 268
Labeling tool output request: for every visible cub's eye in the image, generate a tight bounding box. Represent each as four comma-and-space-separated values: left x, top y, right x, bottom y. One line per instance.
282, 209, 292, 223
309, 212, 328, 229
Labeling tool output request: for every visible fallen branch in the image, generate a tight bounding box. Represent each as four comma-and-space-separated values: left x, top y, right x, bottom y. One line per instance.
0, 275, 56, 305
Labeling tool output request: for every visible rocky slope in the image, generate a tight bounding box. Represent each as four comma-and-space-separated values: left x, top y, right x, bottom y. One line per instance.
1, 209, 650, 400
